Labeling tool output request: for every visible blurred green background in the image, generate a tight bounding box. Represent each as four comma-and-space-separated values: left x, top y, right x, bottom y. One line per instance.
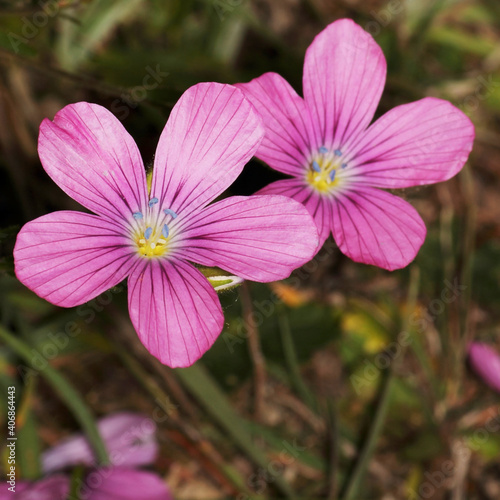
0, 0, 500, 498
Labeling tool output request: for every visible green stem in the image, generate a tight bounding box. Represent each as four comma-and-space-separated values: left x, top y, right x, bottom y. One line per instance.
326, 398, 340, 500
240, 282, 266, 420
341, 267, 420, 500
340, 369, 394, 500
279, 310, 317, 411
0, 325, 109, 466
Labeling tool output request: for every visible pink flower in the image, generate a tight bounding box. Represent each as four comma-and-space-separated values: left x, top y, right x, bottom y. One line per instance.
0, 469, 173, 500
0, 474, 69, 499
75, 467, 173, 500
468, 342, 500, 393
236, 19, 475, 270
42, 412, 158, 474
14, 83, 318, 367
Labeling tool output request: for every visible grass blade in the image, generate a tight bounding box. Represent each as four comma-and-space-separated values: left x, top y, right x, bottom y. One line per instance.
0, 326, 109, 466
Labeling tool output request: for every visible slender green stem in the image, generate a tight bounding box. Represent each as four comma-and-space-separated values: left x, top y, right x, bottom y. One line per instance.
340, 369, 394, 500
0, 325, 109, 465
326, 398, 340, 500
178, 363, 297, 500
240, 282, 266, 420
341, 268, 420, 500
279, 310, 316, 411
114, 344, 253, 497
459, 165, 476, 341
69, 466, 85, 500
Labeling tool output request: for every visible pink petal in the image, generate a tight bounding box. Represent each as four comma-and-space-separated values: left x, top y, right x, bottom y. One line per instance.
84, 468, 172, 500
42, 412, 158, 474
181, 195, 319, 281
127, 259, 224, 368
14, 211, 137, 307
151, 82, 263, 218
257, 180, 332, 250
468, 343, 500, 393
347, 98, 475, 187
235, 72, 315, 176
0, 475, 70, 499
331, 187, 426, 270
39, 102, 148, 222
303, 19, 386, 151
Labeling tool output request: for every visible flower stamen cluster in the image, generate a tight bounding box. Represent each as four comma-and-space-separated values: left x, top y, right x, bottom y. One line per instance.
132, 200, 178, 258
307, 146, 348, 193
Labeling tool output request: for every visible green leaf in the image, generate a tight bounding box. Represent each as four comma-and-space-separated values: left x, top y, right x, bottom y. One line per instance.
16, 377, 42, 480
56, 0, 146, 71
177, 363, 297, 499
0, 326, 109, 466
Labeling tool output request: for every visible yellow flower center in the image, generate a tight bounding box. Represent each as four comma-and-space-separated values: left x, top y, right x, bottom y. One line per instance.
131, 202, 177, 259
135, 230, 169, 258
306, 147, 348, 193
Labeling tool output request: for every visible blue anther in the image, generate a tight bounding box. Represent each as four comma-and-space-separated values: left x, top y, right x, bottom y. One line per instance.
162, 224, 170, 238
144, 227, 153, 240
312, 161, 321, 173
132, 212, 143, 220
148, 197, 159, 207
334, 149, 342, 157
163, 208, 178, 219
341, 163, 348, 169
329, 170, 336, 182
319, 146, 329, 154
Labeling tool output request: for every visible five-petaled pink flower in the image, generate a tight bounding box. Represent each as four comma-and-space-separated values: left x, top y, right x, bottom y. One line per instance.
14, 83, 318, 368
237, 19, 475, 270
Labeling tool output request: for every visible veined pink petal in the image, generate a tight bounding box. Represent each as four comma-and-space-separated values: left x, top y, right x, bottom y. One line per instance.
347, 98, 475, 187
0, 475, 70, 499
84, 468, 172, 500
468, 342, 500, 393
181, 195, 319, 281
303, 19, 386, 151
14, 211, 137, 307
236, 72, 315, 176
39, 102, 148, 222
331, 187, 426, 270
256, 180, 332, 250
128, 259, 224, 368
42, 412, 158, 474
151, 82, 263, 218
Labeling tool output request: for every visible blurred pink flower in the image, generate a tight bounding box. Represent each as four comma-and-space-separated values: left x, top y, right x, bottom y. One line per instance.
14, 82, 319, 367
76, 467, 173, 500
0, 469, 172, 500
237, 19, 475, 271
0, 474, 69, 500
468, 342, 500, 393
42, 412, 158, 474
